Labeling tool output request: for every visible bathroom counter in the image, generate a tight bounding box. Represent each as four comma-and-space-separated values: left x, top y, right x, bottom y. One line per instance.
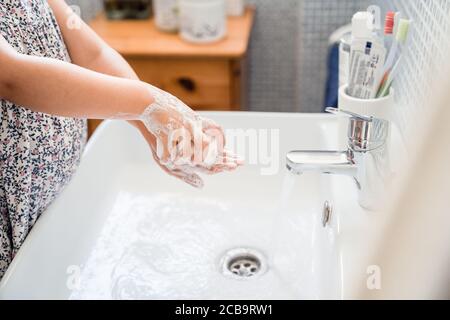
88, 7, 255, 136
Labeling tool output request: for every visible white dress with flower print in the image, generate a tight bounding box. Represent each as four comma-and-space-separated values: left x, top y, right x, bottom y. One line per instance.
0, 0, 87, 280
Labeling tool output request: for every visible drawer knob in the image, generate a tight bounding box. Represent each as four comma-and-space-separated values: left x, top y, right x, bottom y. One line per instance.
177, 77, 196, 92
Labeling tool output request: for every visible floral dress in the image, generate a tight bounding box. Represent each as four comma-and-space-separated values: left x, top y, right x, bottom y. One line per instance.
0, 0, 87, 280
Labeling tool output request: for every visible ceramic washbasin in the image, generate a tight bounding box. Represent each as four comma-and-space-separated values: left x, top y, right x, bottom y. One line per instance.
0, 112, 367, 300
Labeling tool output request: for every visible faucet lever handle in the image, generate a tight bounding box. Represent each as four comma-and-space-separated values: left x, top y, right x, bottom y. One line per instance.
325, 107, 389, 151
325, 107, 373, 122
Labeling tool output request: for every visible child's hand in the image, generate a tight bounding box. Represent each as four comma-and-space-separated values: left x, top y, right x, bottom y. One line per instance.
140, 85, 242, 187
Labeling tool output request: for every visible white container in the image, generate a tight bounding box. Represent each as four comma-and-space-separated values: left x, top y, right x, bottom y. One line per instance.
338, 84, 394, 144
153, 0, 179, 32
179, 0, 227, 44
226, 0, 245, 16
338, 85, 394, 121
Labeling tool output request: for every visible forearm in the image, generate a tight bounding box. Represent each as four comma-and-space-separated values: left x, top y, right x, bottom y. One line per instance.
48, 0, 144, 126
1, 52, 152, 119
81, 47, 162, 156
74, 46, 143, 127
82, 46, 139, 79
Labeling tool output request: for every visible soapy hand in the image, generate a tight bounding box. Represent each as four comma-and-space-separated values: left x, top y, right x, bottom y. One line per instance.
140, 85, 243, 188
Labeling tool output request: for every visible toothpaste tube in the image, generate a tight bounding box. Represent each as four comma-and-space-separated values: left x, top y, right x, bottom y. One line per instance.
348, 12, 387, 99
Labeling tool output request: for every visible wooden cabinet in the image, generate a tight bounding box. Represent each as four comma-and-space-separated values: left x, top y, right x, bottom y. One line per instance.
127, 58, 232, 110
88, 7, 255, 136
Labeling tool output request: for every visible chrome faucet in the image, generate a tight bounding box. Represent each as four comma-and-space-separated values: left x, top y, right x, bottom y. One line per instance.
286, 108, 391, 211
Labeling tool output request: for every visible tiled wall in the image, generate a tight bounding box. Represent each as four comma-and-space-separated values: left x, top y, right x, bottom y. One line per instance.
297, 0, 450, 141
245, 0, 376, 113
374, 0, 450, 141
298, 0, 371, 112
245, 0, 301, 112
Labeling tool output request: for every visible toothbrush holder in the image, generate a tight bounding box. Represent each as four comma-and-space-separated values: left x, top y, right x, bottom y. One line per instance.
337, 84, 394, 145
338, 84, 394, 122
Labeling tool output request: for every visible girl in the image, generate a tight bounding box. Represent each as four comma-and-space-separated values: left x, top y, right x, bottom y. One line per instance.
0, 0, 241, 280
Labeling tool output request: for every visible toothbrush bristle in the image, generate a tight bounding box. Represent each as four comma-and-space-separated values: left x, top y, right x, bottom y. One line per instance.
385, 11, 395, 34
396, 19, 411, 43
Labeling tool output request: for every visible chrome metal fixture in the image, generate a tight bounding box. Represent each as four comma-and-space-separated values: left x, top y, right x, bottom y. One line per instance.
287, 108, 391, 211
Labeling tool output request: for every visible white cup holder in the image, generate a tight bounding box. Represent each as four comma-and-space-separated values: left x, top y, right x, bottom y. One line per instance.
338, 84, 394, 121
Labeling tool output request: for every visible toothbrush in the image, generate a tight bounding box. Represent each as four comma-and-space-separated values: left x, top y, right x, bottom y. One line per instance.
384, 11, 395, 38
384, 18, 410, 73
381, 11, 395, 51
378, 57, 402, 98
376, 18, 411, 96
393, 12, 402, 39
374, 12, 396, 97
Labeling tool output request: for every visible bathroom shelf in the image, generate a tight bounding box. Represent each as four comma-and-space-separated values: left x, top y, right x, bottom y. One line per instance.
90, 7, 254, 58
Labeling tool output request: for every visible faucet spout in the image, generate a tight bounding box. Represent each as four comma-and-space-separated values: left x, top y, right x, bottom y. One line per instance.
286, 150, 357, 177
286, 109, 391, 211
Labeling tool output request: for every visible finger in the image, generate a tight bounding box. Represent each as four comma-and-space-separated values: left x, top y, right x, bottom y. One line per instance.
213, 149, 244, 166
167, 166, 204, 188
202, 117, 222, 133
152, 152, 204, 188
169, 127, 192, 164
192, 160, 239, 175
223, 150, 245, 166
220, 148, 244, 162
183, 118, 204, 165
178, 171, 204, 188
202, 118, 226, 146
155, 135, 171, 165
194, 147, 243, 173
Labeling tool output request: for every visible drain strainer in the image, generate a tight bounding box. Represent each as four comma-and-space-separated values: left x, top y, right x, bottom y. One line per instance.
221, 248, 267, 279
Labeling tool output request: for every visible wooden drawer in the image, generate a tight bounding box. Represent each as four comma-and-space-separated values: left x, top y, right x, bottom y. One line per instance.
126, 57, 232, 110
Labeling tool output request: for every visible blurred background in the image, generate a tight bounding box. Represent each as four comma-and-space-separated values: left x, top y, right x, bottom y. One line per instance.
68, 0, 375, 113
68, 0, 450, 150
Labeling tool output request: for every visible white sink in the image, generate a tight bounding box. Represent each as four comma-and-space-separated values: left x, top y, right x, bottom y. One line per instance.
0, 112, 366, 300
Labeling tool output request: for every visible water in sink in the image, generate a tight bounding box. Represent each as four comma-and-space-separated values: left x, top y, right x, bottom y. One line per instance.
0, 116, 340, 299
69, 169, 319, 300
269, 173, 298, 269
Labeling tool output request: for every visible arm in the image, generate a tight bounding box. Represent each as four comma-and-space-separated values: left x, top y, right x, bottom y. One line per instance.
47, 0, 198, 180
48, 0, 241, 183
48, 0, 138, 80
0, 1, 241, 187
47, 0, 147, 133
0, 35, 152, 119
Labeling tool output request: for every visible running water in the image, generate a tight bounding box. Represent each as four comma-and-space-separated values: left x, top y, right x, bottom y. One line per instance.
268, 172, 321, 298
279, 173, 298, 209
269, 172, 298, 253
268, 173, 298, 285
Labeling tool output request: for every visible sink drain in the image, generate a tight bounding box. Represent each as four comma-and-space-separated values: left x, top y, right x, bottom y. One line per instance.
221, 248, 267, 279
